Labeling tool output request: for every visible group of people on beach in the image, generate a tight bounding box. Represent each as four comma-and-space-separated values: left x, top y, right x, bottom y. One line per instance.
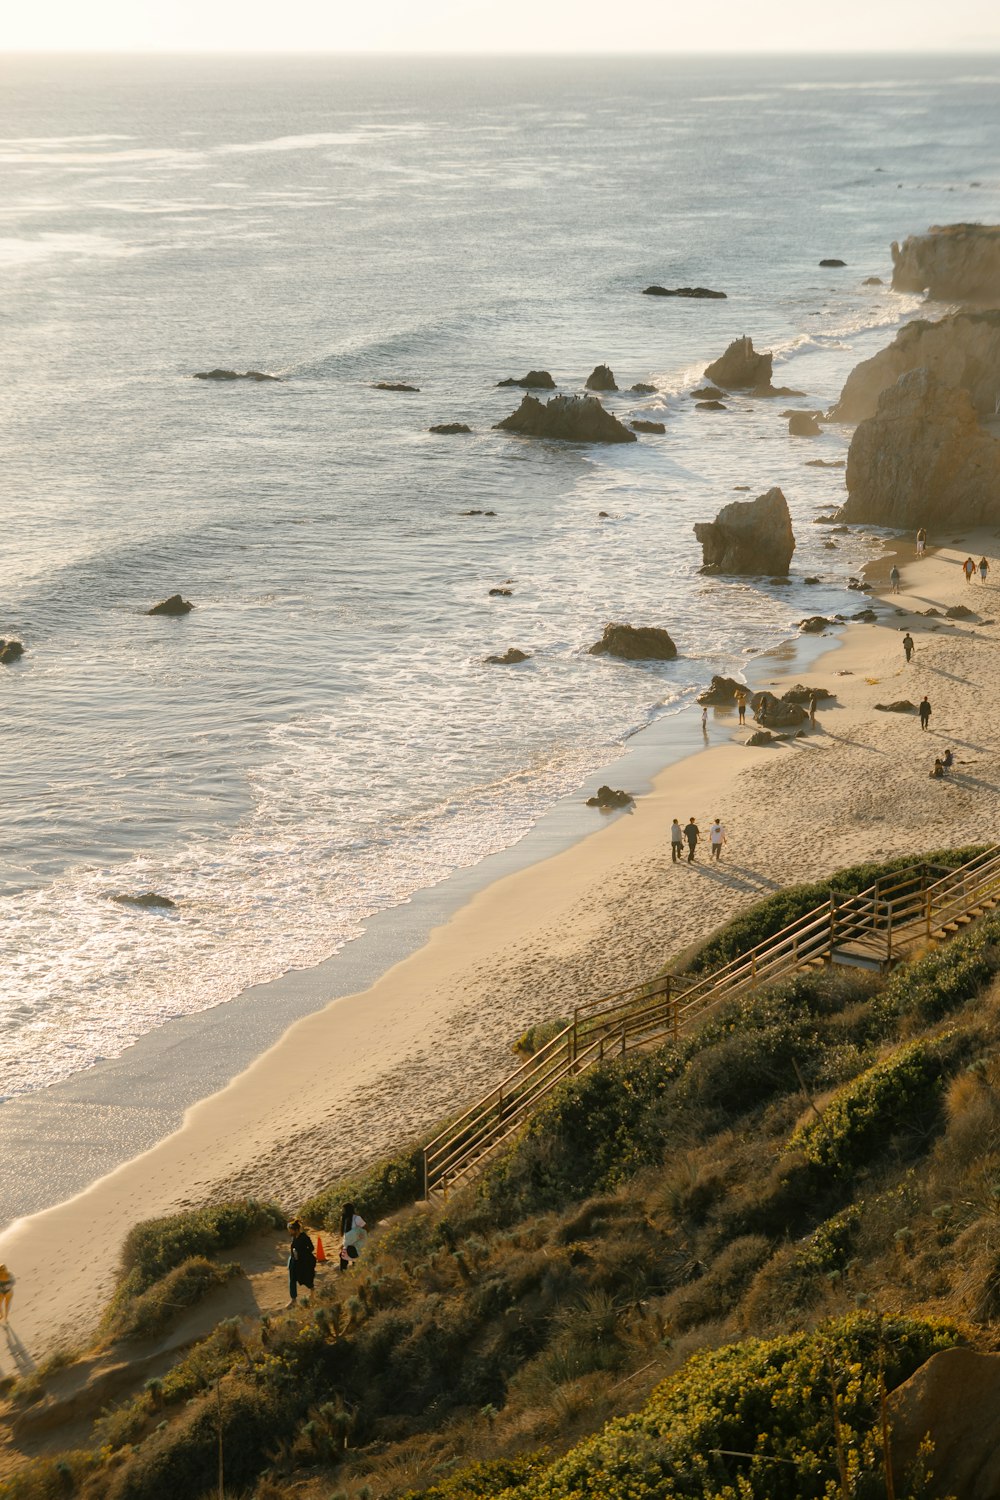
286, 1203, 367, 1307
964, 556, 990, 584
670, 817, 726, 863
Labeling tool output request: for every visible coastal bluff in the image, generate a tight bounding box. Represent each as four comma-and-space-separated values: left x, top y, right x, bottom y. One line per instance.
891, 222, 1000, 303
838, 368, 1000, 528
832, 309, 1000, 422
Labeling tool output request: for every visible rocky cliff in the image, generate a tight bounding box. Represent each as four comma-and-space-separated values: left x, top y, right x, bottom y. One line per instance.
832, 310, 1000, 422
838, 368, 1000, 528
694, 487, 795, 574
891, 223, 1000, 303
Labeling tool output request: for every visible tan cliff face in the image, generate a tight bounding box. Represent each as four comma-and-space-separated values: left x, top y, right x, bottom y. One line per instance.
832, 309, 1000, 423
838, 368, 1000, 528
891, 223, 1000, 303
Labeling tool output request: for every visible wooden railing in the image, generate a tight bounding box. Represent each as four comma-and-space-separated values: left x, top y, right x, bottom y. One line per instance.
422, 844, 1000, 1200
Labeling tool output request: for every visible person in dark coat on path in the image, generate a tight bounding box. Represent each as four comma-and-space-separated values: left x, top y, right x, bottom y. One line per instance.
286, 1219, 316, 1307
919, 696, 932, 730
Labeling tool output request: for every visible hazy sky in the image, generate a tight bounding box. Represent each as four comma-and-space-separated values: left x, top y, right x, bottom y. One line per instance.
2, 0, 999, 52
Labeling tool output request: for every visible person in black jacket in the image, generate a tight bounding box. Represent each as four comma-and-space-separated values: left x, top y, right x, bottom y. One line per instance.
286, 1219, 316, 1307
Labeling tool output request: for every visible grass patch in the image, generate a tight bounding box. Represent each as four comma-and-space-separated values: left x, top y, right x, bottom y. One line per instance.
105, 1256, 242, 1343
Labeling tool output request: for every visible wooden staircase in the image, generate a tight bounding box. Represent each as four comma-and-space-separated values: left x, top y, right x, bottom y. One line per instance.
423, 845, 1000, 1201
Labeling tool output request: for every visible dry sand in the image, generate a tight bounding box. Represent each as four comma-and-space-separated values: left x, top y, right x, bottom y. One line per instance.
3, 532, 999, 1372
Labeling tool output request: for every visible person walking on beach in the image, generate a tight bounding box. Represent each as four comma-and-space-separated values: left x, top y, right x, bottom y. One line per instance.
709, 819, 727, 861
919, 696, 932, 730
339, 1203, 368, 1272
683, 816, 700, 863
916, 528, 926, 558
0, 1266, 14, 1323
964, 557, 976, 584
902, 632, 914, 663
980, 556, 990, 584
670, 818, 684, 863
735, 689, 747, 726
286, 1219, 316, 1308
889, 564, 901, 594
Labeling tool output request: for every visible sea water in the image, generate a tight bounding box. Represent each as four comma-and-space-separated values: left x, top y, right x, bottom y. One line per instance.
1, 52, 997, 1103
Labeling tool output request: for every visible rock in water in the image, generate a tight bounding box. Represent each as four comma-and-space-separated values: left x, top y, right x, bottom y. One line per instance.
891, 223, 1000, 302
819, 258, 847, 267
112, 892, 177, 909
832, 309, 1000, 422
694, 487, 795, 574
373, 381, 419, 391
695, 399, 727, 411
496, 370, 556, 389
691, 385, 725, 400
585, 364, 618, 392
697, 674, 744, 705
703, 335, 773, 391
0, 639, 24, 664
589, 623, 678, 661
429, 423, 472, 434
485, 647, 530, 664
838, 369, 1000, 528
494, 394, 637, 444
147, 594, 194, 616
193, 368, 280, 381
586, 785, 633, 808
799, 616, 831, 633
642, 285, 727, 298
788, 411, 822, 436
631, 419, 665, 433
630, 382, 657, 394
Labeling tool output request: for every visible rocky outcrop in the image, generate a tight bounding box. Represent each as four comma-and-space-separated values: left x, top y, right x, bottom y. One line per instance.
696, 399, 727, 411
694, 487, 795, 574
112, 892, 177, 909
147, 594, 193, 616
798, 616, 831, 633
781, 684, 834, 704
697, 675, 743, 705
819, 258, 846, 267
631, 419, 665, 433
495, 394, 636, 444
485, 647, 530, 664
586, 786, 633, 808
642, 285, 727, 298
691, 386, 725, 400
589, 623, 678, 661
832, 310, 1000, 421
193, 368, 279, 381
630, 382, 656, 394
497, 371, 555, 389
704, 336, 773, 391
489, 587, 513, 597
585, 364, 618, 392
891, 223, 1000, 302
837, 369, 1000, 528
875, 700, 916, 713
750, 691, 808, 729
889, 1348, 1000, 1500
374, 381, 419, 392
429, 423, 472, 434
0, 639, 24, 664
788, 411, 822, 436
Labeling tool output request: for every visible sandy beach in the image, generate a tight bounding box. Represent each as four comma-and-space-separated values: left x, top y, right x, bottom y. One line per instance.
3, 530, 1000, 1372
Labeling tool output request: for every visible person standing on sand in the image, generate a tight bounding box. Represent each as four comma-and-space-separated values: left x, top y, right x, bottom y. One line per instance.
0, 1265, 14, 1322
809, 693, 819, 727
339, 1203, 368, 1273
919, 696, 932, 730
286, 1219, 316, 1308
709, 819, 727, 861
902, 632, 914, 663
701, 705, 708, 732
670, 818, 684, 863
683, 816, 700, 863
964, 557, 976, 584
916, 528, 926, 557
736, 690, 747, 726
980, 556, 990, 584
889, 565, 901, 594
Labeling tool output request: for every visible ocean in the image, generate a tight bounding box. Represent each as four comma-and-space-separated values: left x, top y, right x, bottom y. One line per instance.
1, 52, 997, 1108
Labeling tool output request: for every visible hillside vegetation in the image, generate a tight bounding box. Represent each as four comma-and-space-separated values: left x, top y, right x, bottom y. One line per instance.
3, 851, 1000, 1500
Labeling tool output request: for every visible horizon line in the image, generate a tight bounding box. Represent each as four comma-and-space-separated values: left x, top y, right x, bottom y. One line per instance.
1, 45, 999, 57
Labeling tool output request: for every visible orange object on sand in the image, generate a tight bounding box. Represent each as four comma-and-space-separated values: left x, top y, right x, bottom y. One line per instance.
315, 1234, 327, 1263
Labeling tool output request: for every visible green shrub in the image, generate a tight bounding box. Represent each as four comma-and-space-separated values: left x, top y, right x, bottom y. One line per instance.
790, 1036, 962, 1182
515, 1019, 570, 1056
883, 917, 1000, 1025
299, 1141, 425, 1231
499, 1313, 963, 1500
115, 1199, 283, 1296
0, 1453, 99, 1500
401, 1453, 550, 1500
105, 1256, 241, 1342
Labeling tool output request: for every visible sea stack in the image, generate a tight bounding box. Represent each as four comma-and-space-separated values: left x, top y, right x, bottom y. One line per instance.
694, 488, 795, 574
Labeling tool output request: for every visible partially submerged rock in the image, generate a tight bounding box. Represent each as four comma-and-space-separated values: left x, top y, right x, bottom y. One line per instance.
497, 370, 555, 389
0, 639, 24, 664
495, 394, 636, 444
630, 382, 657, 394
704, 335, 773, 391
585, 364, 618, 392
589, 623, 678, 661
631, 419, 665, 433
429, 423, 472, 435
799, 616, 831, 633
691, 385, 725, 400
696, 399, 727, 411
852, 608, 878, 622
694, 487, 795, 575
891, 223, 1000, 302
832, 309, 1000, 422
147, 594, 193, 616
819, 258, 847, 267
489, 587, 513, 597
485, 647, 530, 664
788, 411, 822, 437
586, 785, 633, 809
642, 285, 727, 298
112, 892, 177, 909
193, 368, 279, 381
374, 381, 419, 392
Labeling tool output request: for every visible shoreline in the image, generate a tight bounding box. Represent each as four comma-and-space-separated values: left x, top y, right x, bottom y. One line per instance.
5, 528, 1000, 1366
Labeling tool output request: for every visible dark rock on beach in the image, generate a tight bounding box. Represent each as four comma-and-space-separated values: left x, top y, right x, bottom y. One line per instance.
781, 684, 835, 704
799, 616, 831, 633
485, 647, 530, 664
147, 594, 193, 616
642, 285, 727, 298
497, 371, 556, 389
875, 700, 917, 713
746, 729, 774, 746
631, 419, 665, 434
589, 623, 678, 661
0, 639, 24, 664
112, 892, 177, 909
374, 381, 419, 392
704, 335, 773, 391
429, 423, 472, 435
751, 691, 809, 729
586, 785, 633, 809
852, 608, 878, 622
495, 394, 636, 444
946, 604, 976, 619
193, 368, 280, 381
695, 488, 795, 575
788, 411, 822, 437
697, 674, 744, 705
585, 364, 618, 392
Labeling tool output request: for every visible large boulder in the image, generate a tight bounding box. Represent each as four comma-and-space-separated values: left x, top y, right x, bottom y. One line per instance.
697, 674, 744, 705
891, 223, 1000, 302
485, 647, 530, 665
589, 623, 678, 661
837, 369, 1000, 528
704, 336, 773, 391
429, 423, 472, 435
694, 487, 795, 575
497, 370, 556, 389
586, 786, 633, 808
889, 1348, 1000, 1500
495, 394, 636, 444
147, 594, 193, 616
788, 411, 822, 436
831, 310, 1000, 421
585, 364, 618, 392
750, 691, 808, 729
631, 419, 665, 434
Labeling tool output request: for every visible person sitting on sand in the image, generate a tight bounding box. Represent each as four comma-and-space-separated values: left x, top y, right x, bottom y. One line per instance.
964, 557, 976, 584
339, 1202, 368, 1273
980, 556, 990, 584
889, 565, 901, 594
942, 748, 954, 771
930, 759, 945, 779
286, 1219, 316, 1308
0, 1265, 14, 1322
902, 632, 914, 663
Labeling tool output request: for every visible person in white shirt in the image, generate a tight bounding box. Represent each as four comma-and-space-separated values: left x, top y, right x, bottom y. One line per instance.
709, 819, 727, 861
